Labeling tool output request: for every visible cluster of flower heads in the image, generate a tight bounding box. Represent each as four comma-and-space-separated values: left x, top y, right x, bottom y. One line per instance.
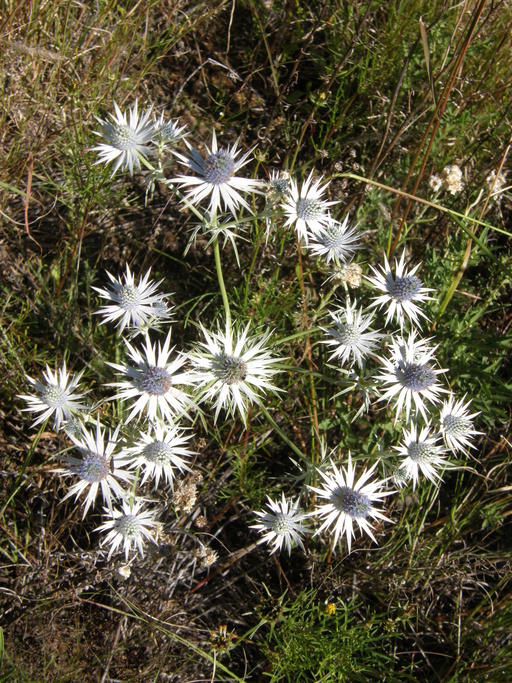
19, 260, 283, 562
19, 101, 485, 564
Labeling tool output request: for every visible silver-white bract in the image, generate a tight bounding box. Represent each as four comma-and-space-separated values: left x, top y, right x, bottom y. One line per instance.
367, 251, 434, 328
92, 100, 156, 176
108, 332, 196, 423
376, 332, 447, 422
121, 421, 194, 489
322, 302, 382, 368
250, 494, 311, 555
439, 394, 482, 454
55, 422, 133, 518
309, 455, 393, 553
394, 423, 447, 489
189, 321, 282, 425
308, 215, 361, 264
96, 499, 159, 561
93, 265, 172, 333
19, 362, 88, 431
171, 130, 263, 217
281, 171, 338, 245
153, 114, 188, 146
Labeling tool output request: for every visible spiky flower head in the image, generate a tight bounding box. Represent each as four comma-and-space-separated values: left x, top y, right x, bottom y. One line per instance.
308, 215, 361, 264
281, 171, 338, 245
189, 321, 282, 425
54, 421, 133, 518
439, 394, 482, 454
267, 169, 290, 196
108, 332, 196, 423
376, 332, 447, 422
322, 301, 382, 368
153, 114, 188, 146
171, 130, 263, 217
93, 265, 172, 334
92, 100, 156, 175
19, 362, 88, 431
251, 494, 311, 555
96, 499, 159, 561
309, 454, 393, 553
367, 252, 434, 328
121, 421, 194, 489
394, 423, 447, 489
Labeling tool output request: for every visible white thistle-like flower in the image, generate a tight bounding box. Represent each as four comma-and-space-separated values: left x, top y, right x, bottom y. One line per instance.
96, 499, 159, 561
189, 321, 282, 425
394, 423, 447, 489
108, 332, 196, 423
93, 265, 172, 334
367, 252, 433, 328
309, 455, 393, 553
171, 130, 263, 217
55, 422, 133, 518
282, 171, 338, 244
250, 494, 311, 555
19, 362, 88, 431
153, 114, 188, 146
376, 333, 447, 422
92, 100, 156, 176
439, 394, 482, 454
322, 302, 382, 368
267, 169, 290, 196
308, 215, 361, 264
121, 421, 194, 489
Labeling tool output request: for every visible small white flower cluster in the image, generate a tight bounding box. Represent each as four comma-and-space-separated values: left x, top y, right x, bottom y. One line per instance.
484, 169, 507, 199
429, 164, 464, 195
19, 102, 485, 564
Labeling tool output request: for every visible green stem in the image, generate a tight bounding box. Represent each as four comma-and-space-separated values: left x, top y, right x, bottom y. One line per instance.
260, 404, 309, 464
243, 227, 262, 310
213, 235, 231, 329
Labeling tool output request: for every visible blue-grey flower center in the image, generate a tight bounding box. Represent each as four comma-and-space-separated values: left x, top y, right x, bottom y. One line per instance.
156, 122, 180, 143
335, 323, 360, 347
399, 363, 435, 391
79, 451, 110, 483
214, 354, 248, 385
203, 151, 235, 185
41, 384, 68, 408
141, 366, 173, 395
332, 486, 371, 518
273, 512, 294, 534
391, 275, 422, 302
117, 284, 143, 311
444, 414, 471, 437
110, 124, 138, 151
115, 514, 142, 539
393, 467, 411, 487
408, 441, 438, 463
143, 441, 174, 466
296, 198, 324, 221
271, 178, 289, 194
321, 222, 348, 248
